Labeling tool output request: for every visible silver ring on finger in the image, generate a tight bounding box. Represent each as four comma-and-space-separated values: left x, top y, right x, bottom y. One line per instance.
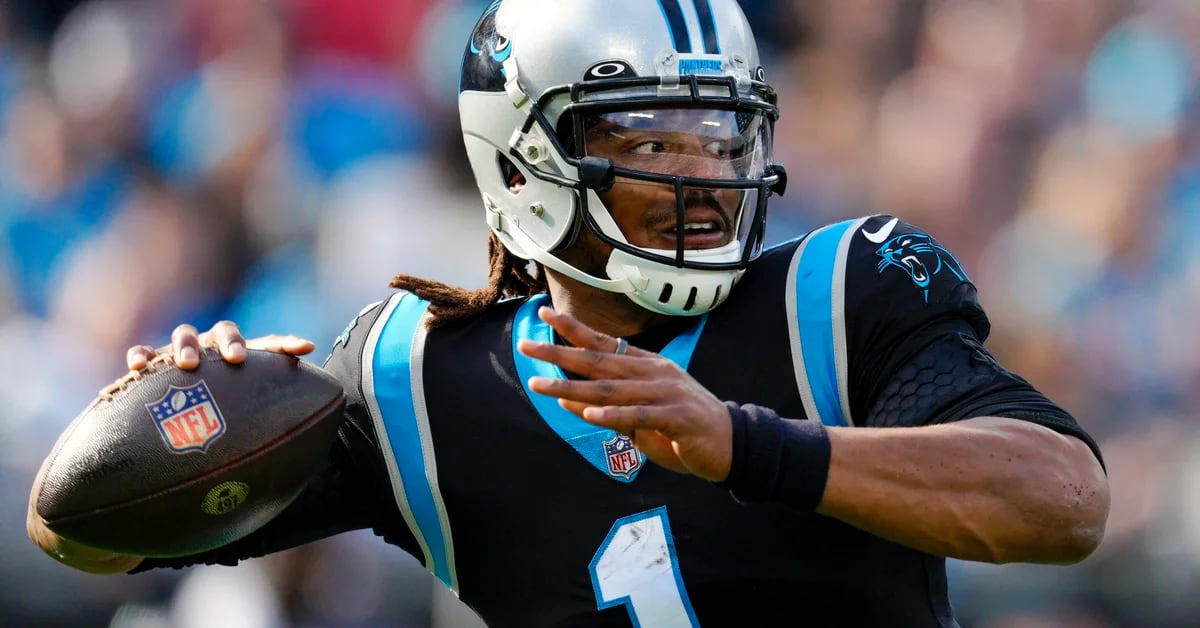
614, 337, 629, 355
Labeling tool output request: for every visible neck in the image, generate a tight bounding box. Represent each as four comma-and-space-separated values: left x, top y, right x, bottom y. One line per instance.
544, 269, 672, 337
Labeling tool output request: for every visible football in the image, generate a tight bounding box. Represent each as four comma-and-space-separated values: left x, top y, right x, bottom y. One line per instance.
33, 349, 346, 558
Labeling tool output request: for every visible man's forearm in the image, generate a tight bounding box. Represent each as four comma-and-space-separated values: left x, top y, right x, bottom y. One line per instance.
818, 416, 1108, 564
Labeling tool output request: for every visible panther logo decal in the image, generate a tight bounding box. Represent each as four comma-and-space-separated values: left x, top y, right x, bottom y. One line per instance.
461, 0, 511, 92
875, 233, 967, 303
469, 0, 511, 67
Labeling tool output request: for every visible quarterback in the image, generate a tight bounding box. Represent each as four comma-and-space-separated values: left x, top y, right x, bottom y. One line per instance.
30, 0, 1108, 626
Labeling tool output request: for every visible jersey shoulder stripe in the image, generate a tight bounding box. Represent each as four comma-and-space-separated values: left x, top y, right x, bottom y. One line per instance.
785, 216, 872, 427
360, 291, 458, 591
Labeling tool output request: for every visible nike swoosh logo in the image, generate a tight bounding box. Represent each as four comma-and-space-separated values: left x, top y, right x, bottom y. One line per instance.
862, 217, 899, 244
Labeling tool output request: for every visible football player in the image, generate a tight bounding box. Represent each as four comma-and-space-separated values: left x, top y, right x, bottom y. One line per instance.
30, 0, 1109, 625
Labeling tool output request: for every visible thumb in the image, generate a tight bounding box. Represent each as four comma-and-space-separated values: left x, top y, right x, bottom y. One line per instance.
630, 430, 689, 475
245, 335, 315, 356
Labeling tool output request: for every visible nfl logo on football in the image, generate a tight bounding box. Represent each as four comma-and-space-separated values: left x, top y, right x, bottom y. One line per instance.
603, 434, 643, 479
145, 381, 227, 454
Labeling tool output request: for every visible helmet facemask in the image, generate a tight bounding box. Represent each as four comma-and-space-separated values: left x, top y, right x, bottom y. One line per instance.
573, 106, 773, 268
509, 74, 785, 314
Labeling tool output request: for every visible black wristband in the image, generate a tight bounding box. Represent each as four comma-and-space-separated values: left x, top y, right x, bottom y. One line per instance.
715, 402, 831, 511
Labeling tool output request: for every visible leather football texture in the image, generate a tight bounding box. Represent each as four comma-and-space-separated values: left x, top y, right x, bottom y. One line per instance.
35, 349, 346, 558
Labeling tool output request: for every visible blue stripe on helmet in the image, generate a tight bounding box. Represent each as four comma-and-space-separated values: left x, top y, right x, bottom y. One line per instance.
657, 0, 693, 53
692, 0, 721, 54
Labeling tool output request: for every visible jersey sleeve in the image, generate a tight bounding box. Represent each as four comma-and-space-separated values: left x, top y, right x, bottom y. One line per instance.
843, 215, 1102, 465
319, 298, 426, 556
842, 214, 987, 424
132, 299, 423, 572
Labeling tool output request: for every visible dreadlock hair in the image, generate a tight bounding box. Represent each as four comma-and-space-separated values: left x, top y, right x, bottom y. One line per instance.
389, 232, 548, 329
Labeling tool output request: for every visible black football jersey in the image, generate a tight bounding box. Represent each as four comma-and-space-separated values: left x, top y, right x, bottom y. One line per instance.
138, 215, 1101, 627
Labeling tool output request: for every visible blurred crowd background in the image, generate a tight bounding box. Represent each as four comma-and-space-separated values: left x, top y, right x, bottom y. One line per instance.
2, 0, 1198, 626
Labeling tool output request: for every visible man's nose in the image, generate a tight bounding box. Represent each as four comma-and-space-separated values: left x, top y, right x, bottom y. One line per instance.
682, 147, 732, 179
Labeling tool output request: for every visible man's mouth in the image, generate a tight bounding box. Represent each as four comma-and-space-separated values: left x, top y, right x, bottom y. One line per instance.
655, 211, 731, 249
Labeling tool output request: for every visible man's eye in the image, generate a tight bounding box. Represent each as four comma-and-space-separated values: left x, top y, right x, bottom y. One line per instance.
704, 141, 728, 158
631, 140, 665, 154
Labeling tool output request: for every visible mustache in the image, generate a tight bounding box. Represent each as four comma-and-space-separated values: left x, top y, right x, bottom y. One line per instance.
642, 190, 733, 231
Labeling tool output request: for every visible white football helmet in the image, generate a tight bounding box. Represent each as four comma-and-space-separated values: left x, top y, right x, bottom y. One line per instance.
459, 0, 786, 316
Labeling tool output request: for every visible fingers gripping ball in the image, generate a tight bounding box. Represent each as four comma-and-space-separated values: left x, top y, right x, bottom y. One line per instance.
34, 350, 346, 557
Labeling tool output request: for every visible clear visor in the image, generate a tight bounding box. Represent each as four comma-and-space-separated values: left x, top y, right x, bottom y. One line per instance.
579, 108, 772, 263
582, 108, 771, 179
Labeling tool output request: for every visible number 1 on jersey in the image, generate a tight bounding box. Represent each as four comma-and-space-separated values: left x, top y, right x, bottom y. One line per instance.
589, 506, 699, 627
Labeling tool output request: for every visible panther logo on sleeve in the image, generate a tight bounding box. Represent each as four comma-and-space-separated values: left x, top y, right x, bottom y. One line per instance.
324, 300, 384, 366
874, 233, 967, 303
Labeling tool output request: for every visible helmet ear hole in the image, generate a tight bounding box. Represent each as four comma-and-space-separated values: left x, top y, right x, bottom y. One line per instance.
497, 152, 526, 194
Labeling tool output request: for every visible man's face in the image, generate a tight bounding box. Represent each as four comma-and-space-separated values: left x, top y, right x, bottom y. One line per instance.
580, 108, 768, 253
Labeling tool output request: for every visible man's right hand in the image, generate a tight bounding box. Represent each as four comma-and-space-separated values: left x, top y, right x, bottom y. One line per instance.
126, 321, 315, 371
28, 320, 316, 574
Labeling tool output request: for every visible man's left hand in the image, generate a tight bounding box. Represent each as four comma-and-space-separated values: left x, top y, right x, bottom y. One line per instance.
517, 306, 733, 482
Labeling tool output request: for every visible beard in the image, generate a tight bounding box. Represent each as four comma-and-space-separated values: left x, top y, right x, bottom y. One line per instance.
557, 226, 612, 278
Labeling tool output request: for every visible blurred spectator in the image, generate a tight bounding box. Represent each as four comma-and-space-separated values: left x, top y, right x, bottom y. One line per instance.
4, 0, 90, 45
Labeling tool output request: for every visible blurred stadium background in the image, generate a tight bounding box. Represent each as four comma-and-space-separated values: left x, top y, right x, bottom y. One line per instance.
2, 0, 1199, 626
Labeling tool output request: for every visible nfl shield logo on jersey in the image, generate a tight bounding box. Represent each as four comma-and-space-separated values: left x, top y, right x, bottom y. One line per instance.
603, 433, 644, 479
145, 381, 227, 454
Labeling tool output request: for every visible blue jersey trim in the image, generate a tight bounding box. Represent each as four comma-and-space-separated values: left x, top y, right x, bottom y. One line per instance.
370, 294, 454, 587
512, 294, 707, 481
793, 221, 856, 427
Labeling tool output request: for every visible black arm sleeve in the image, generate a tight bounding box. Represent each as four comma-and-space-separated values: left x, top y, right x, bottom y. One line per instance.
864, 317, 1104, 468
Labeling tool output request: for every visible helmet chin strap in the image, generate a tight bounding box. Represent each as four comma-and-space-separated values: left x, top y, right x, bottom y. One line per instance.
535, 247, 641, 294
498, 218, 639, 294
